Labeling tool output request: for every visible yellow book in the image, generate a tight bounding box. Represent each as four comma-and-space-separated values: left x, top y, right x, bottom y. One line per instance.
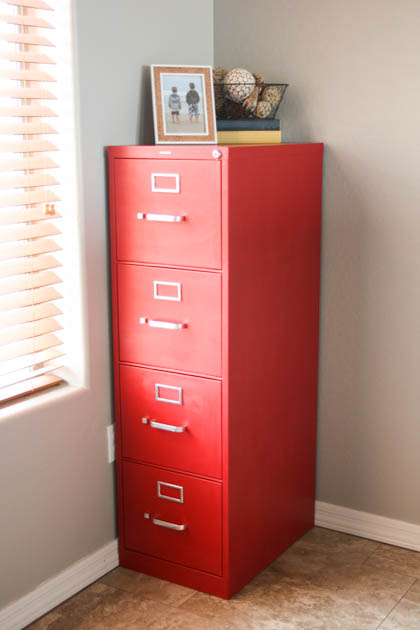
217, 129, 282, 145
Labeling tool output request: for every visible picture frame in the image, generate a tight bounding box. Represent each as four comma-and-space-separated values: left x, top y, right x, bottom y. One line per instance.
151, 64, 217, 144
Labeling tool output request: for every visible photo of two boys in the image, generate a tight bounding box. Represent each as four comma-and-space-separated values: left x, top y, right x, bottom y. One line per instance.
162, 73, 207, 134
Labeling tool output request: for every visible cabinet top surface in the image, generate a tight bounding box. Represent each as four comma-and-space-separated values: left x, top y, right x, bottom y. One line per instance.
107, 143, 323, 161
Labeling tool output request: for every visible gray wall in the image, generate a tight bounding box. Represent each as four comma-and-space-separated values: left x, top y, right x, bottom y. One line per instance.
2, 0, 419, 614
214, 0, 420, 525
0, 0, 213, 610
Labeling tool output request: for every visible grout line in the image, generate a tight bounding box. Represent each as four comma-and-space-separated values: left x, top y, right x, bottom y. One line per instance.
359, 545, 420, 581
139, 596, 233, 627
374, 577, 417, 629
97, 581, 134, 595
98, 572, 199, 609
362, 544, 383, 565
174, 590, 198, 608
98, 579, 198, 609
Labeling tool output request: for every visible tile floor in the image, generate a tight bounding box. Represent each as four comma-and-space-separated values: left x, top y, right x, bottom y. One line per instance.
27, 527, 420, 629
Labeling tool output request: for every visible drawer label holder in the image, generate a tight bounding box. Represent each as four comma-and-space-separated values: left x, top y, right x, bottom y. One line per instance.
155, 384, 183, 405
151, 172, 180, 193
157, 481, 184, 503
153, 280, 182, 302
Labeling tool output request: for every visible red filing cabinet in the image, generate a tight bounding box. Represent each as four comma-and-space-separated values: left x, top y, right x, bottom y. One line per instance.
108, 144, 323, 598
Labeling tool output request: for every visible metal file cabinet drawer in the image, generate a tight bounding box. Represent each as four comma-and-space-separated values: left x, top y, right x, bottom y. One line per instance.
113, 158, 221, 269
120, 365, 222, 478
123, 461, 222, 576
117, 263, 222, 376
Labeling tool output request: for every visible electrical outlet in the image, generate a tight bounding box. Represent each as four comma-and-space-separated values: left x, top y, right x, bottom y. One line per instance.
107, 424, 115, 463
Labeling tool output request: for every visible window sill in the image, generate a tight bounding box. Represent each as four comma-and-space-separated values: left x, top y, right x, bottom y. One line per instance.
0, 381, 89, 424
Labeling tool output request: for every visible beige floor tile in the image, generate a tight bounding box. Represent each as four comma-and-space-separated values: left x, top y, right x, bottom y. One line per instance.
99, 566, 148, 593
71, 588, 173, 630
378, 580, 420, 630
25, 531, 420, 630
181, 554, 414, 630
79, 598, 175, 630
295, 527, 380, 557
25, 582, 170, 630
24, 611, 65, 630
273, 545, 414, 614
100, 566, 195, 606
379, 599, 420, 629
264, 597, 387, 630
27, 582, 230, 630
270, 543, 372, 581
25, 583, 117, 630
254, 565, 415, 629
405, 579, 420, 604
180, 586, 303, 630
147, 607, 232, 629
181, 579, 384, 630
365, 544, 420, 578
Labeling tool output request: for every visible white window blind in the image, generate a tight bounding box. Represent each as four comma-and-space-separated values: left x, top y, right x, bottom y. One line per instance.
0, 0, 64, 403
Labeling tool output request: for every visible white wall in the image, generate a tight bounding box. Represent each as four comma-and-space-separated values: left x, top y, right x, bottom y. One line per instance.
214, 0, 420, 525
0, 0, 213, 610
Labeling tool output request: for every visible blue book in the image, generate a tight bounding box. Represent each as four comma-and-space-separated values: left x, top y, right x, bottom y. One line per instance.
216, 119, 280, 131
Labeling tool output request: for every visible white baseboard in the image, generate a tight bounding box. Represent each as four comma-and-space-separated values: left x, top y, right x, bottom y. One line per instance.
315, 501, 420, 552
0, 539, 119, 630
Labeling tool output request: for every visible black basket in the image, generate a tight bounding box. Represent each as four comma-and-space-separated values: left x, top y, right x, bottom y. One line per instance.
214, 83, 288, 120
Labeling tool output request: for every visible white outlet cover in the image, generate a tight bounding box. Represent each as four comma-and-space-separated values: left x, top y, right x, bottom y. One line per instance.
107, 424, 115, 463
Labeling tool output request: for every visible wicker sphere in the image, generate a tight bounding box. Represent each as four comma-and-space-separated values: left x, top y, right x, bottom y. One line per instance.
255, 100, 273, 118
225, 100, 246, 119
253, 73, 265, 86
213, 66, 228, 84
224, 68, 256, 103
261, 86, 282, 106
214, 82, 224, 99
215, 94, 226, 117
213, 68, 226, 101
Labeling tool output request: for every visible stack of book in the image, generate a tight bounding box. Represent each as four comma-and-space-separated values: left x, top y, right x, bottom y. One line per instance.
216, 119, 282, 145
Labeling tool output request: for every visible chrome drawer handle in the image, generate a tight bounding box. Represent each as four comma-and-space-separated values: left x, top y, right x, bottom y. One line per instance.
151, 420, 186, 433
137, 213, 185, 223
139, 317, 187, 330
152, 517, 187, 532
141, 417, 186, 433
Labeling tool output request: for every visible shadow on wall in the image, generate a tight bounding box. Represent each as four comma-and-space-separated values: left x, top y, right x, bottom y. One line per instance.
317, 144, 391, 507
138, 66, 154, 145
280, 87, 318, 144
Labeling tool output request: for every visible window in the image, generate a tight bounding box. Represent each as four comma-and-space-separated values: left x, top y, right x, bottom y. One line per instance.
0, 0, 68, 403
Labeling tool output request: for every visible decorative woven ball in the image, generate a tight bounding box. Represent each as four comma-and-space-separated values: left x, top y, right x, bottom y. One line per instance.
261, 86, 282, 106
213, 66, 228, 84
214, 82, 224, 99
215, 94, 226, 117
255, 100, 273, 118
225, 99, 246, 118
253, 73, 265, 86
213, 67, 227, 108
224, 68, 256, 103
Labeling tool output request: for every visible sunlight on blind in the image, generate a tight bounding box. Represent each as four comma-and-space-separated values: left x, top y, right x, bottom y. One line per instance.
0, 0, 63, 403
